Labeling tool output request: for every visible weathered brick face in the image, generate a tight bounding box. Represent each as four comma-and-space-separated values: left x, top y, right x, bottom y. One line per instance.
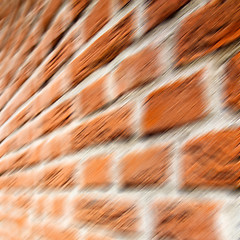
74, 197, 138, 233
153, 200, 219, 240
142, 71, 207, 134
120, 146, 169, 187
225, 51, 240, 110
70, 105, 133, 152
144, 0, 191, 33
0, 0, 239, 239
182, 128, 240, 188
176, 0, 240, 66
114, 46, 161, 97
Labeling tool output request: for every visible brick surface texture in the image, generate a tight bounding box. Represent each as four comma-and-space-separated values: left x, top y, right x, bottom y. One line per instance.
0, 0, 239, 239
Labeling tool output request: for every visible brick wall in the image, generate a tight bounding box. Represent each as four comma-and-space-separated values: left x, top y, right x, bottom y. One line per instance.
0, 0, 240, 239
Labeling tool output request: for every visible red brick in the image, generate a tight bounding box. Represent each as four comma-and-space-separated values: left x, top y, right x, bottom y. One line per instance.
225, 51, 240, 110
32, 75, 71, 120
45, 6, 71, 48
176, 0, 240, 66
114, 46, 161, 97
153, 200, 219, 240
182, 128, 240, 189
120, 146, 169, 187
9, 10, 34, 54
0, 59, 36, 113
0, 75, 38, 126
82, 155, 111, 188
0, 31, 72, 126
71, 0, 90, 20
142, 71, 207, 134
119, 0, 131, 8
74, 197, 138, 233
43, 30, 75, 82
16, 24, 42, 70
40, 162, 76, 189
71, 105, 133, 152
4, 149, 36, 173
41, 99, 75, 135
144, 0, 190, 33
79, 76, 108, 116
83, 0, 111, 42
4, 103, 35, 140
40, 0, 63, 32
70, 12, 135, 87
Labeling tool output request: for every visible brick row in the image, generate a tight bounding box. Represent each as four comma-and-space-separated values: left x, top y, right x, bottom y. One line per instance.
0, 192, 220, 239
1, 126, 240, 190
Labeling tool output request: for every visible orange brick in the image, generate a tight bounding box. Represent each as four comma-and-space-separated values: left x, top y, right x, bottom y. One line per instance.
75, 197, 138, 233
86, 235, 113, 240
225, 51, 240, 111
46, 76, 69, 105
29, 143, 42, 166
43, 31, 75, 82
176, 0, 240, 66
119, 0, 131, 8
14, 171, 36, 189
32, 75, 70, 119
0, 134, 18, 155
6, 149, 35, 172
82, 155, 111, 188
70, 0, 90, 20
14, 195, 32, 211
32, 224, 78, 240
83, 0, 111, 42
49, 195, 66, 218
46, 135, 64, 160
79, 76, 108, 116
71, 105, 133, 152
153, 200, 219, 240
70, 12, 135, 87
0, 157, 10, 175
142, 71, 207, 134
15, 125, 33, 150
35, 195, 48, 216
7, 103, 35, 137
144, 0, 190, 33
182, 128, 240, 189
114, 46, 161, 97
40, 0, 63, 31
40, 162, 76, 189
42, 99, 75, 135
0, 174, 18, 190
120, 146, 169, 187
0, 77, 36, 126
